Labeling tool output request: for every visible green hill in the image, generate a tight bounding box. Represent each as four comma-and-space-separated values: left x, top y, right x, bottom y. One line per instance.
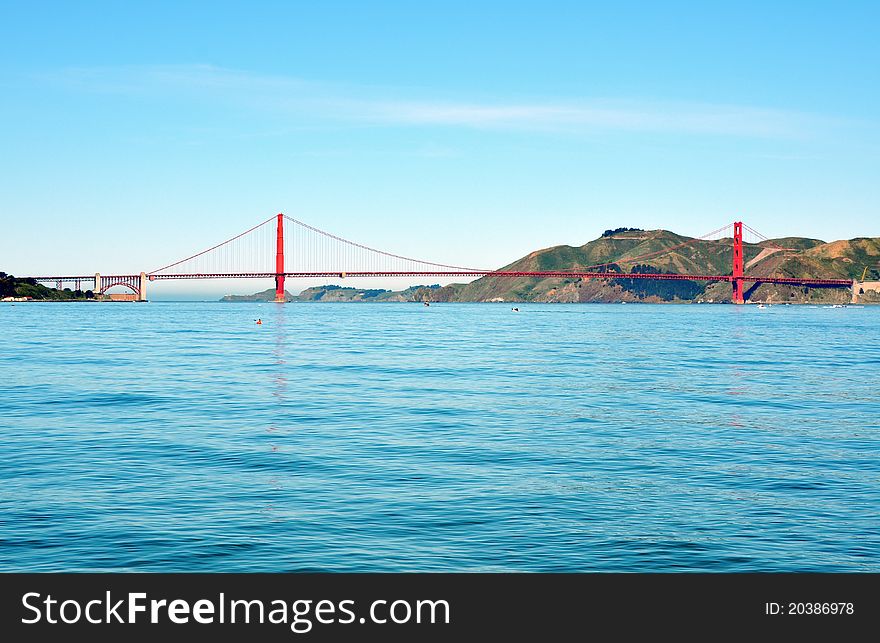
220, 287, 295, 302
0, 272, 95, 301
452, 230, 880, 304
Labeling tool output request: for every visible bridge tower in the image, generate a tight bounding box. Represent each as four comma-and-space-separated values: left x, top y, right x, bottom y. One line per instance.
274, 213, 285, 302
732, 221, 744, 304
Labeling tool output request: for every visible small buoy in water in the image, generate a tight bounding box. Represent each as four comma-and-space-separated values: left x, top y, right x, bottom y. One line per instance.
512, 307, 519, 312
256, 318, 263, 325
424, 302, 430, 307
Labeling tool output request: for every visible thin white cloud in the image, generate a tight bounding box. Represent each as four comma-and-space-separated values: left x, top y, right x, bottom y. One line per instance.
361, 100, 806, 137
44, 64, 823, 138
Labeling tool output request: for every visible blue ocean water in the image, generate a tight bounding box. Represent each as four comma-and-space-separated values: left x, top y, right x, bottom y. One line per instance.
0, 301, 877, 572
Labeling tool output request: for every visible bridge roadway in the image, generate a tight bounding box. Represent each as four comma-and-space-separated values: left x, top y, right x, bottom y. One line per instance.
27, 271, 854, 287
21, 217, 861, 302
140, 271, 854, 287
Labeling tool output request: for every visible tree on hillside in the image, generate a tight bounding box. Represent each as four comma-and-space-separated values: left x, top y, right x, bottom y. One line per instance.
602, 227, 644, 238
0, 273, 15, 298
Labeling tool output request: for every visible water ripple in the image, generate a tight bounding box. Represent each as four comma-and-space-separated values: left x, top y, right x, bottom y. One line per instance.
0, 302, 878, 571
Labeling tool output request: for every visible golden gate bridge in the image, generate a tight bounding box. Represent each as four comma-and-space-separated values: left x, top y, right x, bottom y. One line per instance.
26, 214, 854, 303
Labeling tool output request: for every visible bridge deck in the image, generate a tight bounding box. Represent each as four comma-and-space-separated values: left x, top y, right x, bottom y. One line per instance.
129, 271, 853, 287
27, 271, 853, 287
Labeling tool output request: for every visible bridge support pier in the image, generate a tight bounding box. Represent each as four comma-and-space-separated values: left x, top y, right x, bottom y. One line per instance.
94, 273, 101, 297
732, 221, 744, 304
274, 212, 286, 303
139, 271, 148, 301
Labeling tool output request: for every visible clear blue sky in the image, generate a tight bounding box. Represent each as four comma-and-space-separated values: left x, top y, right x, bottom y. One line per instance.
1, 1, 877, 298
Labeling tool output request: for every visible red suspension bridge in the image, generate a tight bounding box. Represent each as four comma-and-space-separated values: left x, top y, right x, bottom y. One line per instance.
26, 214, 854, 303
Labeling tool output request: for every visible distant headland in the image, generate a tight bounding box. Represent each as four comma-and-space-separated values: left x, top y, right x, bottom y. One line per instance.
221, 283, 458, 303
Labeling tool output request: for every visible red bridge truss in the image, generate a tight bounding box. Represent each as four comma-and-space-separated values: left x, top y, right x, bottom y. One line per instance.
26, 214, 854, 303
